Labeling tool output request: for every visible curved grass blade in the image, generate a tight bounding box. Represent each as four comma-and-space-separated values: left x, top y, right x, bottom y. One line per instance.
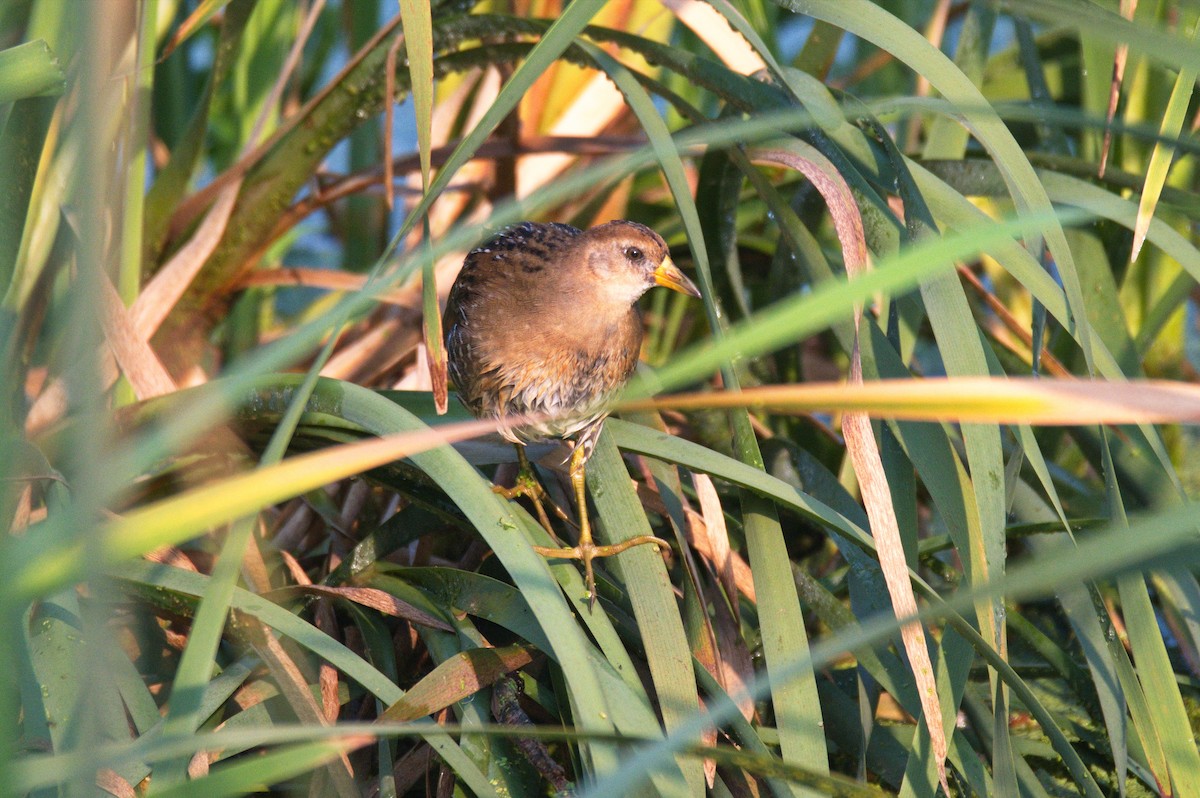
581, 37, 827, 790
1130, 10, 1198, 260
785, 0, 1097, 371
112, 559, 498, 795
632, 209, 1085, 396
749, 141, 948, 792
579, 492, 1191, 798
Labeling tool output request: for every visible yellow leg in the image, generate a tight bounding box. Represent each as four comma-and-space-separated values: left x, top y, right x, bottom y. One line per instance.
532, 443, 671, 607
492, 445, 571, 535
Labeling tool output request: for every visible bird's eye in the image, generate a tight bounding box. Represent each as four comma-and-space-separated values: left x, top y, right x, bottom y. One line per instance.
624, 246, 644, 262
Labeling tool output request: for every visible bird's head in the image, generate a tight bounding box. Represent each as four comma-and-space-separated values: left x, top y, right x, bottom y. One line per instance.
579, 220, 701, 307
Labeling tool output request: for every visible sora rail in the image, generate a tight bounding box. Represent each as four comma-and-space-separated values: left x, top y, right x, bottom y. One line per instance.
444, 220, 700, 603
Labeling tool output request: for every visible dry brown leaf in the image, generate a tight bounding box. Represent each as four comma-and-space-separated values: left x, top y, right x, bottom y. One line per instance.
231, 679, 277, 711
315, 598, 341, 722
710, 588, 755, 722
691, 472, 738, 616
296, 585, 454, 631
36, 0, 328, 430
134, 183, 242, 341
143, 544, 200, 572
186, 751, 210, 779
380, 645, 534, 722
160, 0, 223, 60
25, 183, 238, 433
634, 480, 757, 601
392, 339, 433, 390
321, 319, 419, 383
701, 723, 718, 788
515, 72, 628, 196
230, 267, 414, 306
9, 483, 33, 534
750, 144, 949, 793
98, 274, 177, 399
1100, 0, 1138, 177
278, 548, 313, 586
244, 616, 356, 778
95, 768, 135, 798
678, 502, 756, 603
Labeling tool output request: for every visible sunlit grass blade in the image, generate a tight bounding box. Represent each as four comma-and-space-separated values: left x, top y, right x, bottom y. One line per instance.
748, 138, 950, 789
1130, 11, 1197, 260
897, 25, 1013, 783
626, 376, 1200, 424
395, 0, 447, 412
632, 209, 1086, 396
791, 0, 1097, 371
11, 416, 498, 599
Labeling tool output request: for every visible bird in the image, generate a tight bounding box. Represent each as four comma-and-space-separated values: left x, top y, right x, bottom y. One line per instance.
443, 219, 701, 604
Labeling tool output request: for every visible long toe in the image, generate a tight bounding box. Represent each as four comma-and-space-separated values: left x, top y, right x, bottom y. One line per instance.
532, 535, 672, 608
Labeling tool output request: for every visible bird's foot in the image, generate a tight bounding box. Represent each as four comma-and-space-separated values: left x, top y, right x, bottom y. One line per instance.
493, 472, 573, 536
533, 535, 672, 608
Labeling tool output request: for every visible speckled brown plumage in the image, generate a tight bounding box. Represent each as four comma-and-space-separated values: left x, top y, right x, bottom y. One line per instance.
445, 219, 698, 452
443, 219, 700, 604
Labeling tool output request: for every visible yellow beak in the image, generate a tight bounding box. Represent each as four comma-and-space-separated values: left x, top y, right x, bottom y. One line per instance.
653, 256, 701, 298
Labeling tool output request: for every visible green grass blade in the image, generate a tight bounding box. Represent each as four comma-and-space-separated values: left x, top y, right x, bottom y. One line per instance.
388, 567, 690, 794
396, 0, 447, 410
151, 738, 369, 798
788, 0, 1097, 370
112, 559, 498, 795
635, 209, 1084, 396
397, 0, 433, 187
588, 435, 703, 797
583, 39, 828, 789
1116, 571, 1200, 794
385, 0, 607, 248
581, 496, 1189, 797
0, 40, 65, 103
0, 92, 56, 296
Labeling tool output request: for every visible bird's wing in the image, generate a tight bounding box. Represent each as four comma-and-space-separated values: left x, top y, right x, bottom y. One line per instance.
444, 222, 582, 412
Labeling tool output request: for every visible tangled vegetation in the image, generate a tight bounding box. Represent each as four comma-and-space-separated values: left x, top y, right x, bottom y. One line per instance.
2, 0, 1200, 795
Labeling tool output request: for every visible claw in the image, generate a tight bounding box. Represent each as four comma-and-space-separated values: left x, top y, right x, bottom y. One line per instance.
533, 535, 672, 608
502, 442, 671, 609
493, 445, 572, 535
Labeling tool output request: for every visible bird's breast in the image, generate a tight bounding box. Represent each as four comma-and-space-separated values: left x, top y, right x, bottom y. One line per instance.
467, 314, 643, 442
